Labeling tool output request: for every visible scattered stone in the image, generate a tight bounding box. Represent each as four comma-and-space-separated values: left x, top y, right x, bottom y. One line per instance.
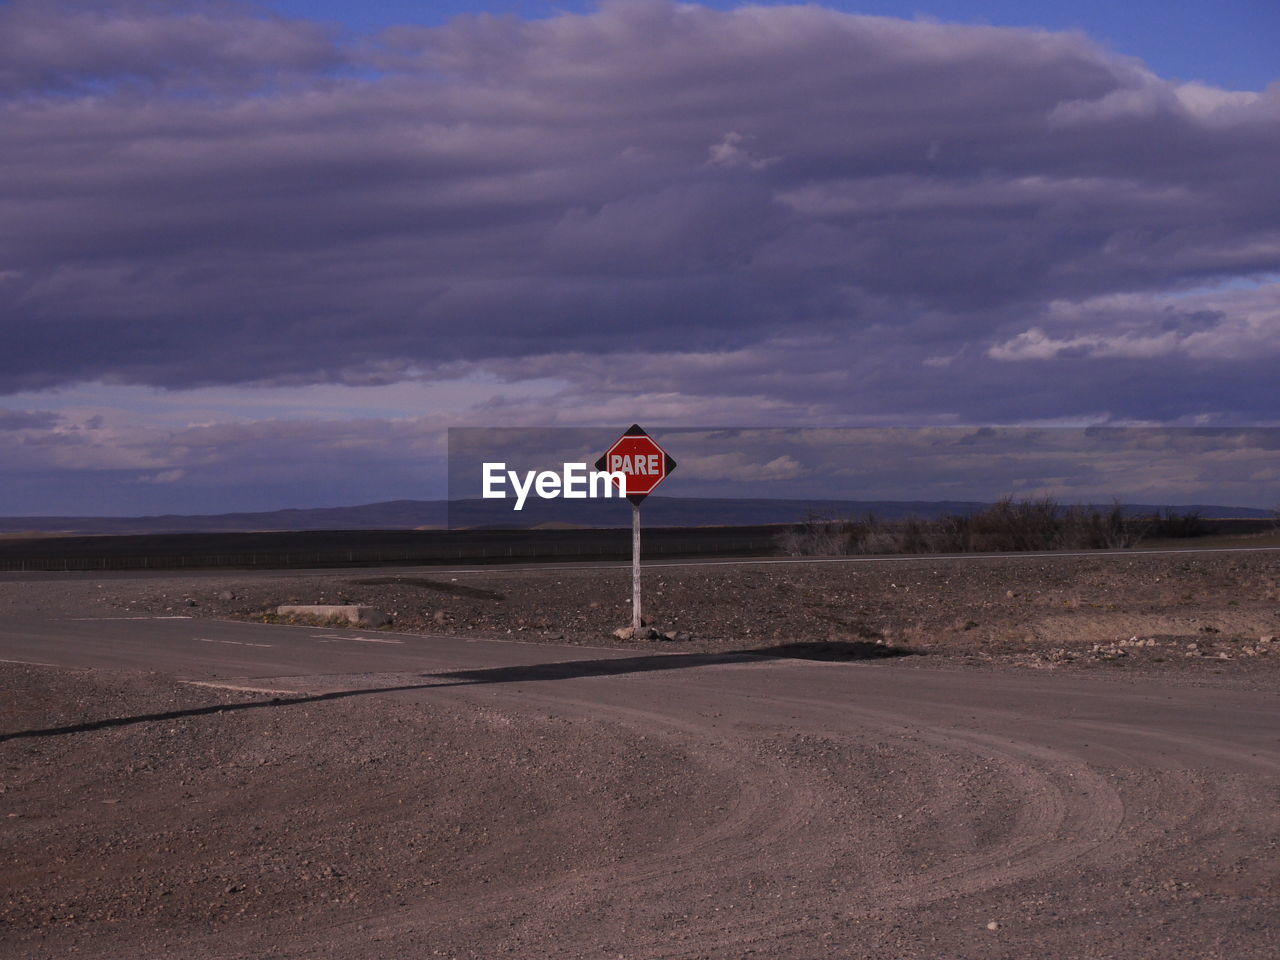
1090, 642, 1127, 659
986, 920, 1001, 931
1118, 636, 1157, 649
217, 590, 236, 601
276, 605, 391, 628
612, 626, 662, 641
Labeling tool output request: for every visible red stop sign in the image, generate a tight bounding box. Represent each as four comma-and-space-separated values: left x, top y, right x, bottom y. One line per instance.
594, 425, 677, 505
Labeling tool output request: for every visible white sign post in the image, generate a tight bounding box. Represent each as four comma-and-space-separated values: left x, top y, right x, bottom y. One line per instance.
595, 425, 676, 636
631, 501, 642, 632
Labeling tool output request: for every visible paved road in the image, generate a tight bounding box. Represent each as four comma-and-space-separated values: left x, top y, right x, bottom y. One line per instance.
5, 614, 1276, 779
2, 541, 1277, 584
4, 614, 1278, 958
0, 613, 582, 679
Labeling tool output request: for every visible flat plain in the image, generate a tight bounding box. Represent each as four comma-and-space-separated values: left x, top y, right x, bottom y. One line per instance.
2, 548, 1278, 958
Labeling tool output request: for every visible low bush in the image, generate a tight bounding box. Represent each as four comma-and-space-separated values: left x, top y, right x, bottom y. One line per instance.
774, 497, 1205, 557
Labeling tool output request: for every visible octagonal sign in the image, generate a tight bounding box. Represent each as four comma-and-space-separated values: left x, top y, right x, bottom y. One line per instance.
594, 424, 677, 505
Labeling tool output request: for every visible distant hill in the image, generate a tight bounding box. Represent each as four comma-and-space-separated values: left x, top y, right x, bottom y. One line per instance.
0, 496, 1270, 536
0, 499, 449, 536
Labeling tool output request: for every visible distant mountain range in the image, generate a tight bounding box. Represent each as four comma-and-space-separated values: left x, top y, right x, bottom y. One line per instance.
0, 497, 1271, 536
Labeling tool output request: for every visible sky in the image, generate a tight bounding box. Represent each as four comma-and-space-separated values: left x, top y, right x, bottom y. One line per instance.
1, 0, 1278, 515
449, 427, 1280, 512
268, 0, 1280, 91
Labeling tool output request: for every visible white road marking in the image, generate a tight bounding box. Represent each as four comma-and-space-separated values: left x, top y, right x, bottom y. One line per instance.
195, 638, 272, 648
309, 634, 404, 644
67, 615, 195, 621
0, 657, 59, 667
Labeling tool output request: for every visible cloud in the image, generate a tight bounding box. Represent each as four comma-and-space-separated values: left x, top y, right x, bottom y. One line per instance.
707, 132, 778, 170
989, 283, 1280, 362
0, 0, 1277, 444
139, 468, 186, 484
0, 408, 63, 431
0, 0, 344, 95
5, 400, 1278, 514
680, 451, 806, 483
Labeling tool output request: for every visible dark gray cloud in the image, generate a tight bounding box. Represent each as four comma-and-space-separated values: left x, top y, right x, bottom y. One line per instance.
0, 0, 343, 94
2, 0, 1278, 424
0, 408, 62, 431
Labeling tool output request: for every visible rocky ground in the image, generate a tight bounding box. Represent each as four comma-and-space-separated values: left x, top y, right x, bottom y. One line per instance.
2, 548, 1278, 959
4, 548, 1277, 675
1, 662, 728, 959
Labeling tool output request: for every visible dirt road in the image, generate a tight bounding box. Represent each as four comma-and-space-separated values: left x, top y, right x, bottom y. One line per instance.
2, 553, 1278, 958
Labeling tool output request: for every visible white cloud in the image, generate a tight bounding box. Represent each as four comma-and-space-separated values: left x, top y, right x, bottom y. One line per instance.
680, 451, 807, 483
989, 283, 1280, 362
707, 132, 779, 170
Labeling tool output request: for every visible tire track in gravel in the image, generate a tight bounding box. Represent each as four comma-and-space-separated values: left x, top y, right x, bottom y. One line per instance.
604, 697, 1131, 960
367, 661, 1276, 960
658, 679, 1276, 960
312, 689, 825, 960
293, 670, 1129, 959
89, 653, 1276, 960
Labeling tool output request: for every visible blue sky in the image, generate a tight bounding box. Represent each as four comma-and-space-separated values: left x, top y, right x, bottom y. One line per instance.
267, 0, 1280, 90
1, 0, 1278, 515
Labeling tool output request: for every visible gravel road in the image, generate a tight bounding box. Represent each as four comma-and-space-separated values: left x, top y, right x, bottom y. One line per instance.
2, 550, 1278, 959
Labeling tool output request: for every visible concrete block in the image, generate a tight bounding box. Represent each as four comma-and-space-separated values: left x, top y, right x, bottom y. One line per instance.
276, 604, 390, 627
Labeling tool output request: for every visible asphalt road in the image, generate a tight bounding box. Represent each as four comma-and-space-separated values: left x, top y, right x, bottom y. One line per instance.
4, 613, 1278, 958
5, 613, 1276, 769
1, 541, 1277, 584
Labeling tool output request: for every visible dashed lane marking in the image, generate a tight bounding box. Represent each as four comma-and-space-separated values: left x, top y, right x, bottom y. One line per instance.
310, 634, 404, 644
66, 616, 195, 621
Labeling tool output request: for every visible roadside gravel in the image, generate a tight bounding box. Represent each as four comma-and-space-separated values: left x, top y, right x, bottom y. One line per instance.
4, 549, 1277, 676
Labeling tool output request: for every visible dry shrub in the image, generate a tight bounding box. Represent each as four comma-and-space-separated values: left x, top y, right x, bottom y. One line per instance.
775, 515, 850, 556
773, 497, 1203, 557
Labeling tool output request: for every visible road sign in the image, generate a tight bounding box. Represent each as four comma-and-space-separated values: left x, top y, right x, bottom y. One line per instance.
595, 425, 678, 635
594, 424, 677, 505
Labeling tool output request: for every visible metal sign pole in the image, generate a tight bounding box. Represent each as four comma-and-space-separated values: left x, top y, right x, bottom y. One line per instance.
597, 425, 674, 639
631, 502, 642, 632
